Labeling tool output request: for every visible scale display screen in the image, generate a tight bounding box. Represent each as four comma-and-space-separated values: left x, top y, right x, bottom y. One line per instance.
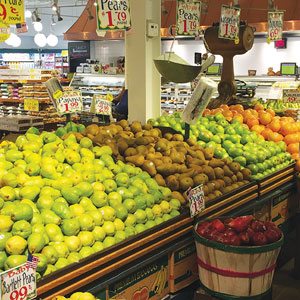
280, 63, 297, 75
207, 63, 222, 75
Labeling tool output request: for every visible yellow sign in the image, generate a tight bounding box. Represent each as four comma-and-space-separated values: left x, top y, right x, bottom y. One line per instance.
106, 93, 113, 101
0, 22, 9, 42
19, 79, 27, 83
0, 0, 25, 25
61, 50, 68, 57
53, 89, 63, 100
24, 99, 39, 112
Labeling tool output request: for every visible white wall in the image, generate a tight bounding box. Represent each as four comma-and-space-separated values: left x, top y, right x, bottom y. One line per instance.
91, 40, 125, 64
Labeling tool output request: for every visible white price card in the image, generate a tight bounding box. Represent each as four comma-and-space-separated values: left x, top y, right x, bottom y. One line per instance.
186, 185, 205, 218
93, 95, 112, 115
96, 0, 131, 30
0, 257, 38, 300
177, 0, 201, 36
268, 11, 284, 42
219, 5, 241, 41
56, 91, 83, 115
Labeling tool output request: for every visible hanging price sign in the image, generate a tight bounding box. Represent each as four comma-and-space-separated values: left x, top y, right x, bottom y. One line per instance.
56, 91, 83, 115
283, 89, 300, 104
24, 99, 39, 112
186, 185, 205, 218
268, 11, 284, 42
177, 0, 201, 36
219, 5, 241, 40
96, 0, 131, 30
92, 95, 112, 115
0, 262, 37, 300
0, 0, 25, 25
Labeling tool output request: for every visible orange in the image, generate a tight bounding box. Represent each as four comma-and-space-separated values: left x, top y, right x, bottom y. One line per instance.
284, 133, 300, 145
232, 114, 243, 124
259, 111, 273, 125
220, 104, 229, 110
261, 128, 273, 140
268, 132, 284, 142
252, 124, 265, 134
247, 117, 259, 129
287, 143, 299, 154
267, 120, 281, 132
292, 153, 300, 160
203, 109, 211, 116
266, 109, 275, 117
254, 103, 264, 111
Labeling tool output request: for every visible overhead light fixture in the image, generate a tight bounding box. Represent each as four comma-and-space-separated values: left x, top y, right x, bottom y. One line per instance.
56, 8, 63, 21
87, 7, 94, 20
51, 15, 56, 26
13, 36, 21, 47
93, 0, 97, 6
5, 33, 21, 47
25, 10, 32, 18
52, 0, 58, 11
34, 33, 47, 48
47, 34, 58, 47
33, 22, 43, 32
32, 8, 41, 22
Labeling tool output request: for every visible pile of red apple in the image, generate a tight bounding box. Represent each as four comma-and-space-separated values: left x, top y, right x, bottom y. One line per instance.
196, 216, 282, 246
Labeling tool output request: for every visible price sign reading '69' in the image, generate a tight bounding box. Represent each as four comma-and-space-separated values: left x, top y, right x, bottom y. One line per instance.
177, 0, 201, 36
97, 0, 131, 30
56, 91, 83, 115
268, 11, 284, 42
219, 5, 240, 41
0, 0, 25, 25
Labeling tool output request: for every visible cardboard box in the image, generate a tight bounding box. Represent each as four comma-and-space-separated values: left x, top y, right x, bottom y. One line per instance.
169, 242, 198, 293
108, 255, 169, 300
271, 191, 298, 226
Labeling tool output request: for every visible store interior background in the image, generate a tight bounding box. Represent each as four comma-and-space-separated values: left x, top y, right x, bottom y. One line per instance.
0, 0, 299, 75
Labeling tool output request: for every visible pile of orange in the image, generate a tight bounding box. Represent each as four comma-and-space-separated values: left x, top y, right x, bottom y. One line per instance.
203, 104, 300, 171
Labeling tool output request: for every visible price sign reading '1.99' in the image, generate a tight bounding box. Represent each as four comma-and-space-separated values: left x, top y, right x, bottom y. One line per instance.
186, 185, 205, 218
176, 0, 201, 36
0, 262, 37, 300
219, 5, 240, 41
56, 91, 83, 115
268, 11, 284, 42
97, 0, 131, 30
0, 0, 25, 25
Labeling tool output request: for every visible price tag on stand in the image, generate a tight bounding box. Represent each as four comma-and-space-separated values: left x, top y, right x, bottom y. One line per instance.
24, 99, 39, 112
92, 95, 112, 115
219, 5, 241, 41
282, 89, 300, 104
56, 91, 83, 115
268, 11, 284, 42
96, 0, 131, 30
0, 0, 25, 25
176, 0, 201, 36
186, 185, 205, 218
0, 257, 38, 300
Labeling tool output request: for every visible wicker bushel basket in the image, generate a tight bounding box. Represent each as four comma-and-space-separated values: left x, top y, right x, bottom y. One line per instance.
194, 224, 284, 299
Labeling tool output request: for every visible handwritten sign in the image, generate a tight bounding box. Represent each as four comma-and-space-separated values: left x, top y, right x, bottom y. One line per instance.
186, 185, 205, 218
219, 5, 240, 41
177, 0, 201, 36
96, 0, 131, 30
268, 11, 284, 42
56, 91, 83, 115
0, 22, 10, 42
0, 263, 37, 300
0, 0, 25, 25
283, 89, 300, 104
92, 95, 112, 115
24, 99, 39, 112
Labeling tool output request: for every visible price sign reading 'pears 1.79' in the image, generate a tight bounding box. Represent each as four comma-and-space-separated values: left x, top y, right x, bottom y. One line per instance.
177, 0, 201, 36
0, 0, 25, 25
268, 11, 284, 42
97, 0, 131, 30
219, 5, 240, 41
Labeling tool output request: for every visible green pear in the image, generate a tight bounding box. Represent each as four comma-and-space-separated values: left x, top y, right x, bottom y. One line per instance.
27, 233, 46, 253
33, 253, 48, 273
67, 252, 82, 263
52, 202, 72, 219
0, 251, 7, 269
31, 224, 45, 234
23, 176, 45, 189
0, 160, 13, 170
40, 186, 61, 199
31, 213, 44, 225
41, 164, 59, 180
114, 231, 126, 243
70, 204, 85, 217
61, 187, 81, 204
61, 218, 80, 236
51, 177, 73, 190
25, 163, 40, 176
114, 218, 125, 231
0, 232, 12, 250
65, 150, 81, 165
5, 236, 27, 255
90, 191, 108, 208
92, 226, 106, 242
37, 196, 54, 210
5, 149, 23, 162
15, 135, 28, 149
92, 241, 104, 252
45, 224, 64, 242
24, 153, 41, 164
50, 242, 69, 258
55, 257, 69, 269
79, 246, 95, 258
1, 173, 18, 188
11, 203, 33, 221
4, 255, 27, 270
20, 185, 40, 200
80, 137, 93, 149
20, 199, 39, 213
12, 220, 32, 238
41, 209, 61, 225
75, 182, 93, 197
0, 186, 16, 201
0, 216, 13, 232
64, 236, 82, 252
43, 264, 57, 275
103, 237, 116, 249
78, 231, 95, 247
43, 132, 57, 144
88, 210, 103, 226
41, 246, 59, 264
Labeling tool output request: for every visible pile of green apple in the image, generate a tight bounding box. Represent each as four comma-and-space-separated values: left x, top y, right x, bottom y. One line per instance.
0, 131, 181, 278
149, 114, 293, 180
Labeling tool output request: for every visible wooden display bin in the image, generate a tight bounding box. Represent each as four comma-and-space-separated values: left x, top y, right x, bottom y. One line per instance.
107, 255, 169, 300
169, 241, 198, 293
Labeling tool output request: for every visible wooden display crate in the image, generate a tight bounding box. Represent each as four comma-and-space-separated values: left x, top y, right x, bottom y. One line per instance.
107, 254, 169, 300
169, 241, 198, 294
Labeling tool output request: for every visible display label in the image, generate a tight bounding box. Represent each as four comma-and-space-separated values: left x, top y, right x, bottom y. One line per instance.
219, 5, 240, 41
96, 0, 131, 30
0, 22, 10, 42
24, 99, 39, 112
56, 91, 83, 115
268, 11, 284, 42
92, 95, 112, 115
0, 256, 38, 300
176, 0, 201, 36
0, 0, 25, 25
283, 89, 300, 104
186, 185, 205, 218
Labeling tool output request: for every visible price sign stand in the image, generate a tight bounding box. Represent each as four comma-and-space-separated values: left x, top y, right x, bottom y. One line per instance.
176, 0, 201, 36
219, 4, 241, 41
267, 11, 284, 42
186, 185, 205, 218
